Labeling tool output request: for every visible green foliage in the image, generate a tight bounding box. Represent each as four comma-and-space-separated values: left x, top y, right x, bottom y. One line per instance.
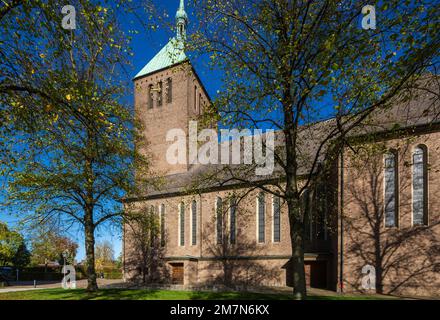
191, 0, 438, 131
189, 0, 439, 298
0, 0, 155, 290
30, 228, 78, 266
0, 222, 30, 267
95, 240, 115, 272
0, 0, 152, 237
12, 243, 31, 268
114, 252, 123, 269
125, 204, 165, 283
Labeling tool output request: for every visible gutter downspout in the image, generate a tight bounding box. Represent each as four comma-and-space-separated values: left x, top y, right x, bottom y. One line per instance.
339, 150, 344, 293
199, 193, 203, 284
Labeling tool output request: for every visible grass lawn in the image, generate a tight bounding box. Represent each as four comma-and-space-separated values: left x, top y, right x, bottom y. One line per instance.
0, 288, 396, 300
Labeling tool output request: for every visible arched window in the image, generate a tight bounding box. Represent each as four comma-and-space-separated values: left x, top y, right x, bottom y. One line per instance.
166, 78, 172, 104
179, 202, 185, 246
160, 204, 165, 247
148, 84, 154, 109
157, 81, 163, 107
384, 151, 398, 227
303, 189, 312, 240
149, 205, 157, 244
191, 200, 197, 246
257, 192, 265, 243
273, 196, 281, 242
216, 197, 223, 244
194, 86, 198, 112
229, 197, 237, 244
413, 146, 428, 226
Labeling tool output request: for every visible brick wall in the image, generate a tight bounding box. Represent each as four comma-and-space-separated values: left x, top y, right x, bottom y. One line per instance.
341, 132, 440, 297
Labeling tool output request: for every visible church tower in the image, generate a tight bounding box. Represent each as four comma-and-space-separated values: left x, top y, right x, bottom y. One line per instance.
134, 0, 210, 176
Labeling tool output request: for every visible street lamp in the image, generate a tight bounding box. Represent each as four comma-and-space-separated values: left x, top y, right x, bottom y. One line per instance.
62, 250, 69, 267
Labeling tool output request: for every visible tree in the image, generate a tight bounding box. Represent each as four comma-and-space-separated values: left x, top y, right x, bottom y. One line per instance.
1, 0, 153, 291
30, 228, 78, 266
189, 0, 439, 299
12, 243, 31, 268
95, 241, 114, 274
0, 222, 30, 267
115, 252, 123, 269
0, 0, 159, 178
344, 143, 440, 294
124, 205, 167, 284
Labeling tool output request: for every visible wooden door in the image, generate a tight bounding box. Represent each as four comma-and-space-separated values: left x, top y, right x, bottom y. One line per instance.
309, 261, 327, 289
171, 263, 184, 285
286, 261, 328, 289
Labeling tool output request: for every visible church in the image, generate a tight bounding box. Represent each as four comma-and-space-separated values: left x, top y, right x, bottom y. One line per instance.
123, 0, 439, 297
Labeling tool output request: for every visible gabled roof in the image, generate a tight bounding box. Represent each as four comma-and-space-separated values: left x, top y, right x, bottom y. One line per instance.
124, 79, 440, 202
134, 38, 188, 80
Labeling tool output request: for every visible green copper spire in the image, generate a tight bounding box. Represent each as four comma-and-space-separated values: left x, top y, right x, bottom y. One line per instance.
176, 0, 188, 41
134, 0, 189, 79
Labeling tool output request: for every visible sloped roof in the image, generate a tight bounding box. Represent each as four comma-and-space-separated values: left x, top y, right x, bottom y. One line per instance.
134, 38, 188, 79
125, 78, 440, 201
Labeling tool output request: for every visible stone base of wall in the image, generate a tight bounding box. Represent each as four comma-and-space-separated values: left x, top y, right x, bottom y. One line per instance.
120, 282, 294, 295
341, 282, 440, 298
125, 257, 335, 290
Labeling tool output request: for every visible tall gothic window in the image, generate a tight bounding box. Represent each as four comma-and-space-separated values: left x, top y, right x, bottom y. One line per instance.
191, 200, 197, 245
229, 197, 237, 245
166, 78, 172, 104
384, 151, 398, 228
413, 146, 428, 226
157, 81, 163, 107
148, 84, 154, 109
149, 205, 156, 244
179, 202, 185, 246
194, 86, 198, 112
160, 204, 165, 247
257, 192, 265, 243
216, 197, 223, 244
303, 189, 312, 240
273, 196, 281, 242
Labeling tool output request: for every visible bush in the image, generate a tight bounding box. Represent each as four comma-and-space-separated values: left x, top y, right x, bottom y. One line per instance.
103, 272, 122, 280
23, 266, 61, 273
17, 266, 87, 281
19, 272, 63, 281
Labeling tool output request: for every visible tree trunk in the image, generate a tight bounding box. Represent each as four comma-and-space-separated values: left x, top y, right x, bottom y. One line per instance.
142, 263, 146, 284
84, 127, 97, 292
281, 71, 307, 299
84, 214, 98, 292
374, 227, 383, 294
287, 198, 307, 299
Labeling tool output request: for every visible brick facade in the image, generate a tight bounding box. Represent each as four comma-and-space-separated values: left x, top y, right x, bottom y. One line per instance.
124, 58, 439, 297
340, 132, 440, 296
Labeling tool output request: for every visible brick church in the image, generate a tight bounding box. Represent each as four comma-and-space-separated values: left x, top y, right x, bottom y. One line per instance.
123, 0, 439, 297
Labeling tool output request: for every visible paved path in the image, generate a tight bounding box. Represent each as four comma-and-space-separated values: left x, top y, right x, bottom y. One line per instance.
0, 279, 125, 293
1, 281, 434, 299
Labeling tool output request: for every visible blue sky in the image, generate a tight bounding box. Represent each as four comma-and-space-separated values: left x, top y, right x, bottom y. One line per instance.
129, 0, 221, 97
111, 0, 221, 261
0, 0, 220, 262
1, 0, 435, 261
